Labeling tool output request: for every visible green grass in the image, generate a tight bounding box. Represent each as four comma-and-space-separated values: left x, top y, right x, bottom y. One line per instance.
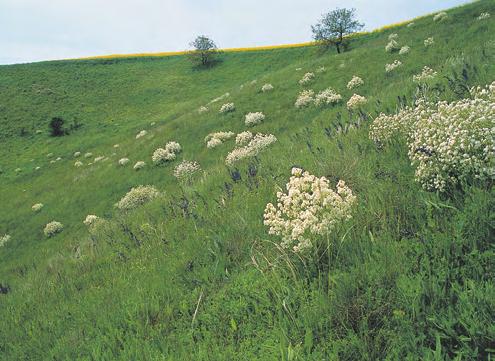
0, 1, 494, 359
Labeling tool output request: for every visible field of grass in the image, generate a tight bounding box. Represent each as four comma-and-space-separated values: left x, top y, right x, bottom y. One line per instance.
0, 1, 494, 359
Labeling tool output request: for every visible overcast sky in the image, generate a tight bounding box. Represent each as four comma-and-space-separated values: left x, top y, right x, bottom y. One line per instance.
0, 0, 471, 65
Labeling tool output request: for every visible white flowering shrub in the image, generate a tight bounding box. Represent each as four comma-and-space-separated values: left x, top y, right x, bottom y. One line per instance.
94, 156, 105, 163
83, 215, 99, 227
388, 33, 399, 41
316, 66, 326, 73
433, 12, 448, 22
207, 138, 223, 149
385, 39, 400, 53
173, 160, 201, 181
219, 103, 236, 114
198, 106, 209, 114
226, 133, 277, 166
264, 168, 357, 253
74, 161, 83, 167
0, 234, 11, 247
424, 37, 435, 47
413, 66, 438, 83
118, 158, 130, 166
347, 76, 364, 90
261, 84, 274, 92
84, 152, 93, 159
115, 185, 160, 210
209, 92, 230, 104
44, 221, 64, 238
314, 88, 342, 107
295, 89, 315, 108
407, 22, 415, 28
235, 131, 254, 146
136, 130, 148, 139
165, 141, 181, 154
385, 60, 403, 73
477, 12, 490, 20
73, 152, 81, 158
133, 161, 146, 170
205, 131, 235, 149
152, 141, 181, 164
299, 72, 315, 86
347, 94, 368, 110
113, 144, 120, 148
245, 112, 266, 127
47, 153, 53, 158
370, 82, 495, 191
399, 46, 410, 55
32, 203, 44, 212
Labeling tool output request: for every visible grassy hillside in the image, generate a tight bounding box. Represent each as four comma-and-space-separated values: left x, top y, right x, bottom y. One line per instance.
0, 1, 494, 359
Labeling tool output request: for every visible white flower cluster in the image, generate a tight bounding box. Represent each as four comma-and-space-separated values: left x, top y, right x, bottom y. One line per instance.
73, 152, 81, 158
314, 88, 343, 107
209, 92, 230, 104
295, 90, 315, 108
263, 168, 357, 253
385, 39, 400, 53
385, 60, 403, 73
32, 203, 44, 212
219, 103, 235, 114
115, 185, 160, 210
136, 130, 148, 139
299, 72, 315, 86
370, 82, 495, 191
226, 133, 277, 166
119, 158, 130, 166
433, 12, 448, 22
424, 37, 435, 47
399, 46, 411, 55
133, 161, 146, 170
198, 106, 209, 114
388, 33, 399, 41
84, 152, 93, 159
205, 131, 235, 149
407, 22, 415, 28
245, 112, 266, 127
44, 221, 64, 237
316, 66, 326, 73
94, 156, 105, 163
173, 160, 201, 180
347, 94, 368, 110
477, 12, 490, 20
152, 141, 182, 164
0, 234, 11, 247
347, 76, 364, 90
235, 131, 254, 145
83, 215, 99, 227
74, 161, 83, 167
261, 83, 274, 92
413, 66, 438, 83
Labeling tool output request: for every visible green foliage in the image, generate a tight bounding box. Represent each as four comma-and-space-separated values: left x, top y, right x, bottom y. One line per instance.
0, 1, 494, 359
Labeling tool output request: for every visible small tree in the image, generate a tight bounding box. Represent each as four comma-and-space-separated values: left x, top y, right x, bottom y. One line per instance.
49, 117, 67, 137
188, 35, 220, 67
311, 8, 364, 54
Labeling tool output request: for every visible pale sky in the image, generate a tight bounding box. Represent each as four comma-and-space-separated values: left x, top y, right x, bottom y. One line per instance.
0, 0, 471, 65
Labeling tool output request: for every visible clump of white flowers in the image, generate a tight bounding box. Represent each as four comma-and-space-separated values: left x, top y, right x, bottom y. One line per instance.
73, 152, 81, 158
47, 153, 53, 158
347, 94, 368, 110
83, 215, 99, 227
245, 112, 266, 127
94, 156, 105, 163
226, 133, 277, 166
219, 103, 236, 114
152, 141, 182, 164
299, 72, 315, 86
74, 161, 83, 167
173, 160, 201, 181
235, 131, 254, 146
433, 12, 448, 22
44, 221, 64, 238
136, 130, 148, 139
133, 161, 146, 170
347, 76, 364, 90
261, 83, 274, 92
413, 66, 438, 83
399, 46, 410, 55
0, 234, 11, 247
84, 152, 93, 159
115, 185, 160, 211
198, 106, 209, 114
424, 37, 435, 47
316, 66, 326, 73
205, 131, 235, 149
114, 144, 120, 148
477, 12, 490, 20
314, 88, 342, 106
32, 203, 44, 212
385, 39, 400, 53
388, 33, 399, 41
385, 60, 403, 73
295, 89, 315, 108
118, 158, 130, 166
263, 168, 357, 253
370, 81, 495, 191
407, 22, 415, 28
209, 92, 230, 104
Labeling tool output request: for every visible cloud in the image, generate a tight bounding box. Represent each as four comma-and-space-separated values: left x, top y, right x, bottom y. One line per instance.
0, 0, 470, 64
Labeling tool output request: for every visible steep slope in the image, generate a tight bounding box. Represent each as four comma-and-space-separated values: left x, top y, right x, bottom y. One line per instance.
0, 1, 494, 359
